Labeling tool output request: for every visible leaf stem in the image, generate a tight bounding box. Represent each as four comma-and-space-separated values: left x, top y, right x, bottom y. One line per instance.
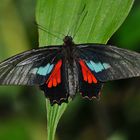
46, 99, 68, 140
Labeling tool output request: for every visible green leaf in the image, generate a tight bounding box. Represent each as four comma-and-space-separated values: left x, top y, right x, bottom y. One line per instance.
36, 0, 134, 140
46, 99, 68, 140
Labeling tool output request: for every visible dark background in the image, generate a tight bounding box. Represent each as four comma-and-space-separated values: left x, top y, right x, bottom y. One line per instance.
0, 0, 140, 140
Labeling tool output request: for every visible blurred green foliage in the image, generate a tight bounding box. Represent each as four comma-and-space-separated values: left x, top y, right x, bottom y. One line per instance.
112, 4, 140, 50
0, 0, 140, 140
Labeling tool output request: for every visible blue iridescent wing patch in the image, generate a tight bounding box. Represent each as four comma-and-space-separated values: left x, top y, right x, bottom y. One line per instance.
86, 60, 111, 73
31, 63, 54, 76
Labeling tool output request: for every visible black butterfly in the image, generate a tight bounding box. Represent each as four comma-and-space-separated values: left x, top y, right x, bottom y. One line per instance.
0, 36, 140, 105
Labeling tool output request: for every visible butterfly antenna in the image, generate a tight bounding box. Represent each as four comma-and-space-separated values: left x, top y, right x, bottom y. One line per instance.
35, 23, 64, 40
67, 4, 87, 39
37, 24, 65, 36
73, 10, 88, 39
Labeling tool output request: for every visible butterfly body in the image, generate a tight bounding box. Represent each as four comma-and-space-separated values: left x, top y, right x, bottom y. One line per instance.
0, 36, 140, 105
40, 36, 80, 103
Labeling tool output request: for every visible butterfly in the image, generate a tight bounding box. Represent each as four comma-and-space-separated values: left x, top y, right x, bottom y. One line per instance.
0, 36, 140, 105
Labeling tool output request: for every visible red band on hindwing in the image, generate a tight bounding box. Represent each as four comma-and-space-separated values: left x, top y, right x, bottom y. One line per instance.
79, 60, 97, 84
46, 60, 62, 88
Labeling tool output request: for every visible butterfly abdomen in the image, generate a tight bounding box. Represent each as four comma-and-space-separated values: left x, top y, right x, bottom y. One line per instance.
66, 60, 79, 98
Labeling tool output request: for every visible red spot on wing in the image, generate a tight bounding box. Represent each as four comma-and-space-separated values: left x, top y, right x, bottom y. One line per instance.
79, 60, 97, 84
56, 69, 61, 84
53, 78, 57, 87
48, 79, 53, 88
46, 60, 62, 88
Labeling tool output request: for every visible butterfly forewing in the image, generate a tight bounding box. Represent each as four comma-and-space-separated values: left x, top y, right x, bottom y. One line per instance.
77, 44, 140, 82
0, 46, 61, 85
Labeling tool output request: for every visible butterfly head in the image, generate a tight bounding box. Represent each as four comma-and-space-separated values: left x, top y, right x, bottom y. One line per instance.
63, 36, 73, 46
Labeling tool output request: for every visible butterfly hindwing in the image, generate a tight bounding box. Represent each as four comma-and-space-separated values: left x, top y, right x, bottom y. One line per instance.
40, 59, 69, 105
78, 59, 103, 99
77, 44, 140, 82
